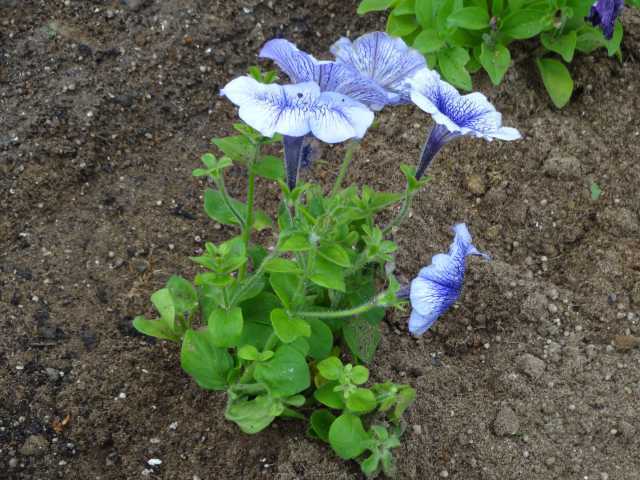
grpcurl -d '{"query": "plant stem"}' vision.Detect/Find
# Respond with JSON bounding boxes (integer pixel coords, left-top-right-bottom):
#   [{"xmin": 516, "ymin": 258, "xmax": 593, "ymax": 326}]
[
  {"xmin": 330, "ymin": 141, "xmax": 358, "ymax": 196},
  {"xmin": 215, "ymin": 176, "xmax": 245, "ymax": 227},
  {"xmin": 229, "ymin": 250, "xmax": 279, "ymax": 306},
  {"xmin": 238, "ymin": 145, "xmax": 261, "ymax": 280},
  {"xmin": 382, "ymin": 188, "xmax": 414, "ymax": 236},
  {"xmin": 293, "ymin": 297, "xmax": 382, "ymax": 319}
]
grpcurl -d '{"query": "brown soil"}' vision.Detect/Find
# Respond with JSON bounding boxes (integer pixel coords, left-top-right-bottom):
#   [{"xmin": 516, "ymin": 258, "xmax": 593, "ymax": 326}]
[{"xmin": 2, "ymin": 1, "xmax": 640, "ymax": 479}]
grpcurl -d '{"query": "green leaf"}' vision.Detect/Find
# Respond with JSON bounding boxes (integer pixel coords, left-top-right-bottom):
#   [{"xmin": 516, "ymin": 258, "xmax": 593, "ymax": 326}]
[
  {"xmin": 208, "ymin": 307, "xmax": 243, "ymax": 348},
  {"xmin": 500, "ymin": 10, "xmax": 544, "ymax": 39},
  {"xmin": 211, "ymin": 135, "xmax": 253, "ymax": 164},
  {"xmin": 357, "ymin": 0, "xmax": 397, "ymax": 14},
  {"xmin": 413, "ymin": 29, "xmax": 445, "ymax": 53},
  {"xmin": 436, "ymin": 0, "xmax": 463, "ymax": 32},
  {"xmin": 314, "ymin": 382, "xmax": 346, "ymax": 409},
  {"xmin": 309, "ymin": 409, "xmax": 336, "ymax": 442},
  {"xmin": 317, "ymin": 356, "xmax": 344, "ymax": 381},
  {"xmin": 225, "ymin": 394, "xmax": 280, "ymax": 434},
  {"xmin": 204, "ymin": 189, "xmax": 272, "ymax": 230},
  {"xmin": 392, "ymin": 0, "xmax": 415, "ymax": 15},
  {"xmin": 270, "ymin": 308, "xmax": 311, "ymax": 343},
  {"xmin": 346, "ymin": 388, "xmax": 377, "ymax": 413},
  {"xmin": 415, "ymin": 0, "xmax": 436, "ymax": 27},
  {"xmin": 590, "ymin": 181, "xmax": 602, "ymax": 201},
  {"xmin": 391, "ymin": 386, "xmax": 417, "ymax": 421},
  {"xmin": 167, "ymin": 276, "xmax": 198, "ymax": 316},
  {"xmin": 536, "ymin": 57, "xmax": 573, "ymax": 108},
  {"xmin": 343, "ymin": 316, "xmax": 382, "ymax": 363},
  {"xmin": 351, "ymin": 365, "xmax": 370, "ymax": 385},
  {"xmin": 132, "ymin": 316, "xmax": 180, "ymax": 342},
  {"xmin": 328, "ymin": 413, "xmax": 372, "ymax": 460},
  {"xmin": 278, "ymin": 232, "xmax": 312, "ymax": 252},
  {"xmin": 361, "ymin": 451, "xmax": 381, "ymax": 477},
  {"xmin": 263, "ymin": 258, "xmax": 303, "ymax": 274},
  {"xmin": 254, "ymin": 345, "xmax": 311, "ymax": 398},
  {"xmin": 252, "ymin": 155, "xmax": 284, "ymax": 181},
  {"xmin": 386, "ymin": 14, "xmax": 419, "ymax": 37},
  {"xmin": 479, "ymin": 43, "xmax": 511, "ymax": 85},
  {"xmin": 180, "ymin": 329, "xmax": 233, "ymax": 390},
  {"xmin": 151, "ymin": 288, "xmax": 175, "ymax": 327},
  {"xmin": 238, "ymin": 344, "xmax": 259, "ymax": 361},
  {"xmin": 318, "ymin": 243, "xmax": 352, "ymax": 268},
  {"xmin": 540, "ymin": 31, "xmax": 577, "ymax": 63},
  {"xmin": 492, "ymin": 0, "xmax": 504, "ymax": 15},
  {"xmin": 309, "ymin": 256, "xmax": 346, "ymax": 292},
  {"xmin": 447, "ymin": 7, "xmax": 490, "ymax": 30},
  {"xmin": 437, "ymin": 47, "xmax": 472, "ymax": 90},
  {"xmin": 605, "ymin": 20, "xmax": 623, "ymax": 56},
  {"xmin": 269, "ymin": 272, "xmax": 300, "ymax": 310},
  {"xmin": 575, "ymin": 26, "xmax": 606, "ymax": 53},
  {"xmin": 308, "ymin": 318, "xmax": 334, "ymax": 360}
]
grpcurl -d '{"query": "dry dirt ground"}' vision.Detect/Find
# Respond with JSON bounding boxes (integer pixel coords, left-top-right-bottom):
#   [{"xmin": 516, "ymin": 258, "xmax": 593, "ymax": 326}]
[{"xmin": 1, "ymin": 1, "xmax": 640, "ymax": 479}]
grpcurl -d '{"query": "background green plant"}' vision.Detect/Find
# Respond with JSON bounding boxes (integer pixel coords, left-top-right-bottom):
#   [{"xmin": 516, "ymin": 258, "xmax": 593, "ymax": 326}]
[
  {"xmin": 358, "ymin": 0, "xmax": 638, "ymax": 107},
  {"xmin": 134, "ymin": 121, "xmax": 423, "ymax": 477}
]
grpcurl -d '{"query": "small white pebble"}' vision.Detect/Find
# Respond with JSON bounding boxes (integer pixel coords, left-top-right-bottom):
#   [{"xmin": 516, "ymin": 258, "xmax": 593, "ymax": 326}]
[
  {"xmin": 118, "ymin": 392, "xmax": 126, "ymax": 399},
  {"xmin": 169, "ymin": 421, "xmax": 178, "ymax": 430},
  {"xmin": 147, "ymin": 458, "xmax": 162, "ymax": 466},
  {"xmin": 439, "ymin": 470, "xmax": 449, "ymax": 478}
]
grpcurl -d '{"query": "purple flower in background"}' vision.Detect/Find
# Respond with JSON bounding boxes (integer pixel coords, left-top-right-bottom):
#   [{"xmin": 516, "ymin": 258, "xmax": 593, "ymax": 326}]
[
  {"xmin": 221, "ymin": 76, "xmax": 373, "ymax": 189},
  {"xmin": 586, "ymin": 0, "xmax": 624, "ymax": 39},
  {"xmin": 407, "ymin": 224, "xmax": 489, "ymax": 336},
  {"xmin": 331, "ymin": 31, "xmax": 426, "ymax": 104},
  {"xmin": 260, "ymin": 39, "xmax": 390, "ymax": 110},
  {"xmin": 409, "ymin": 69, "xmax": 521, "ymax": 179}
]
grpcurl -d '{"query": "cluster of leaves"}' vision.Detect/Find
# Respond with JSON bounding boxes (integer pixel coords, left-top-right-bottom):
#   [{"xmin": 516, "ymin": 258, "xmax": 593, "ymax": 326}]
[
  {"xmin": 134, "ymin": 124, "xmax": 417, "ymax": 477},
  {"xmin": 358, "ymin": 0, "xmax": 637, "ymax": 107}
]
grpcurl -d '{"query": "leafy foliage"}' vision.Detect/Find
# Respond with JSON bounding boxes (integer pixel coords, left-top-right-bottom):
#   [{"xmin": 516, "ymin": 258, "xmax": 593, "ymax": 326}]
[
  {"xmin": 133, "ymin": 122, "xmax": 416, "ymax": 478},
  {"xmin": 358, "ymin": 0, "xmax": 632, "ymax": 107}
]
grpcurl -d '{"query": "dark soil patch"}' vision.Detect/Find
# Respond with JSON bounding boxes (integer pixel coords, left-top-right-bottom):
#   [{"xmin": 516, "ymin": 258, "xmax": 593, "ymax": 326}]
[{"xmin": 1, "ymin": 1, "xmax": 639, "ymax": 479}]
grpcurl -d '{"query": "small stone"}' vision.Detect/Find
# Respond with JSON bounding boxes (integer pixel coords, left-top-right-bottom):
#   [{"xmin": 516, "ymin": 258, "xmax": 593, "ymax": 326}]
[
  {"xmin": 612, "ymin": 335, "xmax": 640, "ymax": 352},
  {"xmin": 542, "ymin": 155, "xmax": 582, "ymax": 180},
  {"xmin": 412, "ymin": 424, "xmax": 422, "ymax": 435},
  {"xmin": 439, "ymin": 470, "xmax": 449, "ymax": 478},
  {"xmin": 9, "ymin": 458, "xmax": 18, "ymax": 468},
  {"xmin": 122, "ymin": 0, "xmax": 147, "ymax": 11},
  {"xmin": 493, "ymin": 406, "xmax": 519, "ymax": 436},
  {"xmin": 465, "ymin": 174, "xmax": 487, "ymax": 195},
  {"xmin": 631, "ymin": 282, "xmax": 640, "ymax": 305},
  {"xmin": 20, "ymin": 435, "xmax": 49, "ymax": 456},
  {"xmin": 517, "ymin": 353, "xmax": 546, "ymax": 379},
  {"xmin": 131, "ymin": 258, "xmax": 149, "ymax": 273},
  {"xmin": 147, "ymin": 458, "xmax": 162, "ymax": 466},
  {"xmin": 45, "ymin": 367, "xmax": 60, "ymax": 382},
  {"xmin": 618, "ymin": 420, "xmax": 636, "ymax": 439},
  {"xmin": 168, "ymin": 421, "xmax": 178, "ymax": 430},
  {"xmin": 105, "ymin": 9, "xmax": 115, "ymax": 18}
]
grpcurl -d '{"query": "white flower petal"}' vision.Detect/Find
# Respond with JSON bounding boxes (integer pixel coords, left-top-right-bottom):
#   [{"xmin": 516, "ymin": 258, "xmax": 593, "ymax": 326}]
[{"xmin": 309, "ymin": 92, "xmax": 374, "ymax": 143}]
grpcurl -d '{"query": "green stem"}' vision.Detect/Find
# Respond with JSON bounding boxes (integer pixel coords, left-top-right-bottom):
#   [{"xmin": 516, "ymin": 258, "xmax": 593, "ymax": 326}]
[
  {"xmin": 238, "ymin": 145, "xmax": 261, "ymax": 280},
  {"xmin": 229, "ymin": 250, "xmax": 279, "ymax": 306},
  {"xmin": 293, "ymin": 297, "xmax": 383, "ymax": 319},
  {"xmin": 383, "ymin": 188, "xmax": 414, "ymax": 236},
  {"xmin": 330, "ymin": 141, "xmax": 358, "ymax": 196},
  {"xmin": 215, "ymin": 176, "xmax": 245, "ymax": 228},
  {"xmin": 230, "ymin": 382, "xmax": 266, "ymax": 396}
]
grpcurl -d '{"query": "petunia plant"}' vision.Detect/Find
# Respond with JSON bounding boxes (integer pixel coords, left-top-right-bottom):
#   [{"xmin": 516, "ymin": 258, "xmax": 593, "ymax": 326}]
[
  {"xmin": 133, "ymin": 32, "xmax": 517, "ymax": 477},
  {"xmin": 357, "ymin": 0, "xmax": 639, "ymax": 108}
]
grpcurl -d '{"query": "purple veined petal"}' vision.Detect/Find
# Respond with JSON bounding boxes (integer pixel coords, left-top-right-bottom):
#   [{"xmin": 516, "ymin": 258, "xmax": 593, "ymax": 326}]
[
  {"xmin": 410, "ymin": 69, "xmax": 521, "ymax": 141},
  {"xmin": 221, "ymin": 76, "xmax": 320, "ymax": 138},
  {"xmin": 308, "ymin": 92, "xmax": 374, "ymax": 143},
  {"xmin": 586, "ymin": 0, "xmax": 624, "ymax": 39},
  {"xmin": 316, "ymin": 62, "xmax": 392, "ymax": 110},
  {"xmin": 407, "ymin": 223, "xmax": 489, "ymax": 335},
  {"xmin": 259, "ymin": 39, "xmax": 318, "ymax": 83},
  {"xmin": 408, "ymin": 309, "xmax": 440, "ymax": 336},
  {"xmin": 331, "ymin": 32, "xmax": 427, "ymax": 103}
]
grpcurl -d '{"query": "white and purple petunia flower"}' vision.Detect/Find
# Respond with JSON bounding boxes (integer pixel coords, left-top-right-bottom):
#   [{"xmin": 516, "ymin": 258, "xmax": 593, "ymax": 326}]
[
  {"xmin": 409, "ymin": 69, "xmax": 521, "ymax": 179},
  {"xmin": 260, "ymin": 39, "xmax": 391, "ymax": 110},
  {"xmin": 331, "ymin": 31, "xmax": 427, "ymax": 105},
  {"xmin": 586, "ymin": 0, "xmax": 624, "ymax": 40},
  {"xmin": 407, "ymin": 223, "xmax": 489, "ymax": 336}
]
